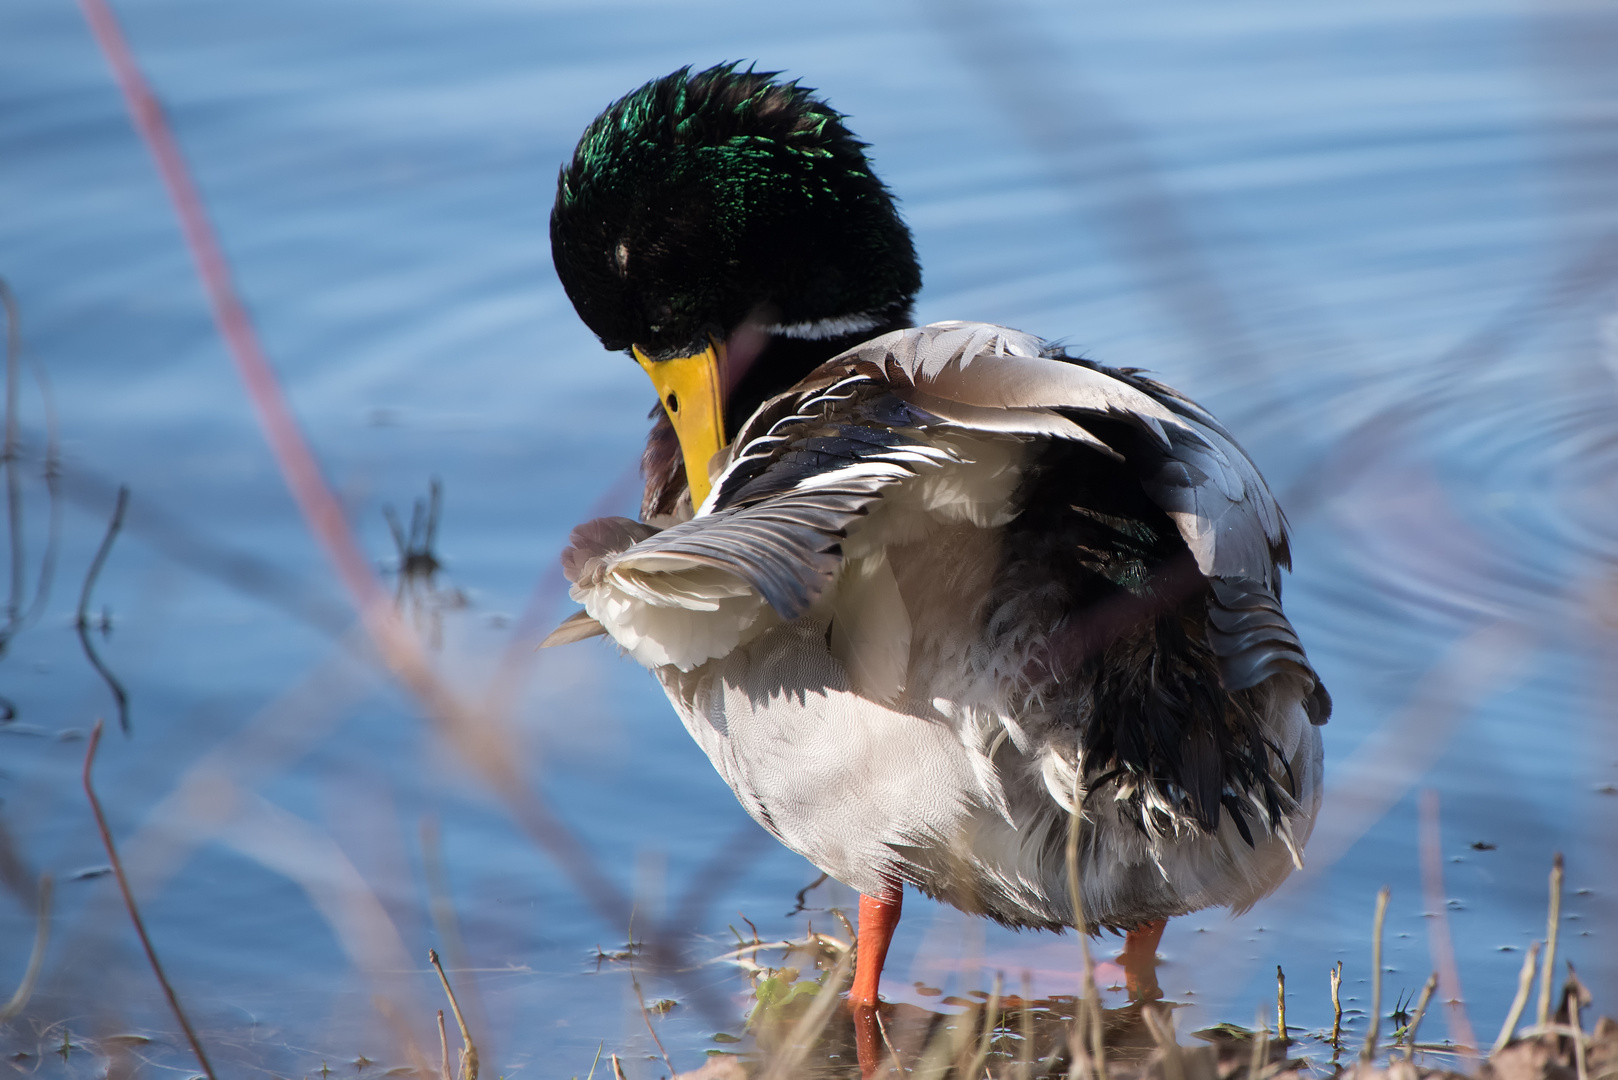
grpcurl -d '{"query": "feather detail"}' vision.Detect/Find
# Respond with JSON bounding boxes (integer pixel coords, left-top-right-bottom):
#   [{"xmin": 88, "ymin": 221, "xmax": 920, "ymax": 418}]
[
  {"xmin": 539, "ymin": 609, "xmax": 609, "ymax": 648},
  {"xmin": 828, "ymin": 551, "xmax": 912, "ymax": 703}
]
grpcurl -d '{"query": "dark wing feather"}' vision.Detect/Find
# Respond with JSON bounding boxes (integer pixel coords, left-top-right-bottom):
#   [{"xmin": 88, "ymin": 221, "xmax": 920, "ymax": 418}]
[
  {"xmin": 594, "ymin": 377, "xmax": 957, "ymax": 620},
  {"xmin": 1096, "ymin": 367, "xmax": 1327, "ymax": 719},
  {"xmin": 826, "ymin": 323, "xmax": 1327, "ymax": 717}
]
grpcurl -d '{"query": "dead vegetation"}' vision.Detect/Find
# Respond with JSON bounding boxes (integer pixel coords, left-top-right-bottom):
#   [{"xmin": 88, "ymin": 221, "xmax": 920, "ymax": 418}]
[{"xmin": 616, "ymin": 855, "xmax": 1609, "ymax": 1080}]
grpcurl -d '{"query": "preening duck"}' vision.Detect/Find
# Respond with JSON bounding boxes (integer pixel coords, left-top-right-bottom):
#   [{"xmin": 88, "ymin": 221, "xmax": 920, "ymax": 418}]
[{"xmin": 545, "ymin": 63, "xmax": 1329, "ymax": 1034}]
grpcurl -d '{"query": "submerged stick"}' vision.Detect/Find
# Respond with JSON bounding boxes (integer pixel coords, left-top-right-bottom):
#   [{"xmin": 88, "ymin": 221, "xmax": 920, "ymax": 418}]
[
  {"xmin": 1492, "ymin": 941, "xmax": 1541, "ymax": 1052},
  {"xmin": 75, "ymin": 488, "xmax": 130, "ymax": 734},
  {"xmin": 84, "ymin": 720, "xmax": 216, "ymax": 1080},
  {"xmin": 0, "ymin": 279, "xmax": 24, "ymax": 646},
  {"xmin": 429, "ymin": 948, "xmax": 479, "ymax": 1080},
  {"xmin": 1404, "ymin": 972, "xmax": 1438, "ymax": 1060},
  {"xmin": 1361, "ymin": 887, "xmax": 1390, "ymax": 1064},
  {"xmin": 1535, "ymin": 854, "xmax": 1564, "ymax": 1031}
]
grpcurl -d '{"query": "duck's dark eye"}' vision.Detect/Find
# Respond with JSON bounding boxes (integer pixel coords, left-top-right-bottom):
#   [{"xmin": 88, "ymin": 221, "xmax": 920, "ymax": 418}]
[{"xmin": 666, "ymin": 392, "xmax": 679, "ymax": 413}]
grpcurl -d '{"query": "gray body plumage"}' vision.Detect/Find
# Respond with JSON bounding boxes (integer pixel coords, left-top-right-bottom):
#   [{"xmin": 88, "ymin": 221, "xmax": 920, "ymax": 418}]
[{"xmin": 555, "ymin": 322, "xmax": 1326, "ymax": 932}]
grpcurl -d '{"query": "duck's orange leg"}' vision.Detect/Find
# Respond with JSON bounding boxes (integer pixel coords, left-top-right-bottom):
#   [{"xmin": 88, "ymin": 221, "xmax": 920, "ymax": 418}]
[
  {"xmin": 850, "ymin": 883, "xmax": 903, "ymax": 1077},
  {"xmin": 1120, "ymin": 918, "xmax": 1166, "ymax": 1001}
]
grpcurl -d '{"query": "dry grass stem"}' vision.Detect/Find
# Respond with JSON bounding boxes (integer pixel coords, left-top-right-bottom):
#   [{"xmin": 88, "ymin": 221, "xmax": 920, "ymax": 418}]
[
  {"xmin": 0, "ymin": 872, "xmax": 51, "ymax": 1020},
  {"xmin": 1019, "ymin": 971, "xmax": 1036, "ymax": 1079},
  {"xmin": 632, "ymin": 975, "xmax": 676, "ymax": 1078},
  {"xmin": 758, "ymin": 942, "xmax": 853, "ymax": 1080},
  {"xmin": 1536, "ymin": 854, "xmax": 1564, "ymax": 1030},
  {"xmin": 1403, "ymin": 972, "xmax": 1438, "ymax": 1059},
  {"xmin": 832, "ymin": 907, "xmax": 857, "ymax": 947},
  {"xmin": 611, "ymin": 1051, "xmax": 628, "ymax": 1080},
  {"xmin": 913, "ymin": 997, "xmax": 977, "ymax": 1080},
  {"xmin": 429, "ymin": 947, "xmax": 479, "ymax": 1080},
  {"xmin": 437, "ymin": 1009, "xmax": 451, "ymax": 1080},
  {"xmin": 1276, "ymin": 966, "xmax": 1288, "ymax": 1046},
  {"xmin": 1250, "ymin": 1006, "xmax": 1270, "ymax": 1080},
  {"xmin": 83, "ymin": 719, "xmax": 217, "ymax": 1080},
  {"xmin": 1568, "ymin": 966, "xmax": 1588, "ymax": 1080},
  {"xmin": 1494, "ymin": 941, "xmax": 1541, "ymax": 1052},
  {"xmin": 1362, "ymin": 886, "xmax": 1390, "ymax": 1064},
  {"xmin": 1143, "ymin": 1005, "xmax": 1184, "ymax": 1080},
  {"xmin": 966, "ymin": 972, "xmax": 1003, "ymax": 1080},
  {"xmin": 1330, "ymin": 961, "xmax": 1344, "ymax": 1052}
]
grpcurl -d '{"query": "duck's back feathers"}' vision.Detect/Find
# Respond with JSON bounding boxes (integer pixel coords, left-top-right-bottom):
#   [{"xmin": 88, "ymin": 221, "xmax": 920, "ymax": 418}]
[{"xmin": 555, "ymin": 322, "xmax": 1327, "ymax": 928}]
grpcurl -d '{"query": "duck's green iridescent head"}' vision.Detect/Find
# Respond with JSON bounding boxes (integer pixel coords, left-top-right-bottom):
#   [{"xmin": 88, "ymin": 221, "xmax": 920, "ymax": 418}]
[
  {"xmin": 552, "ymin": 63, "xmax": 919, "ymax": 359},
  {"xmin": 551, "ymin": 65, "xmax": 921, "ymax": 506}
]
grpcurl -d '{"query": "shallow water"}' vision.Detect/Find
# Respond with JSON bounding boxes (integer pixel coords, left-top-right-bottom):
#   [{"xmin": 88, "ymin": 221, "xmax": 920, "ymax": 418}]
[{"xmin": 1, "ymin": 0, "xmax": 1616, "ymax": 1074}]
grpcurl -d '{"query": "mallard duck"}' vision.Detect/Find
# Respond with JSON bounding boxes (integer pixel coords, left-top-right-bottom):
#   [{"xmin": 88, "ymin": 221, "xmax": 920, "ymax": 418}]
[{"xmin": 545, "ymin": 64, "xmax": 1329, "ymax": 1022}]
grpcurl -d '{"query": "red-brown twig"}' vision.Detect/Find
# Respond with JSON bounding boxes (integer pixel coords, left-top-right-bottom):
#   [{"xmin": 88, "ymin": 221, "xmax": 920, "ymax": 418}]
[
  {"xmin": 1417, "ymin": 790, "xmax": 1479, "ymax": 1062},
  {"xmin": 631, "ymin": 976, "xmax": 676, "ymax": 1078},
  {"xmin": 83, "ymin": 719, "xmax": 217, "ymax": 1080},
  {"xmin": 72, "ymin": 0, "xmax": 744, "ymax": 1028}
]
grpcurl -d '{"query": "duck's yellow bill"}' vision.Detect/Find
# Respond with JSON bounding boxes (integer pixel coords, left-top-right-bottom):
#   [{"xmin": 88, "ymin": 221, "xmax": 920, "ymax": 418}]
[{"xmin": 633, "ymin": 339, "xmax": 727, "ymax": 509}]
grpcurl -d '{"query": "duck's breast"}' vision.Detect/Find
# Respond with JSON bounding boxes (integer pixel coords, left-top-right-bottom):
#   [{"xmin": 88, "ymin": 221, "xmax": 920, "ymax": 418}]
[{"xmin": 657, "ymin": 619, "xmax": 983, "ymax": 900}]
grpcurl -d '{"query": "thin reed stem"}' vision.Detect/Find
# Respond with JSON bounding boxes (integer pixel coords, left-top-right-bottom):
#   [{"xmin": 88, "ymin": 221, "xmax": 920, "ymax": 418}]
[
  {"xmin": 83, "ymin": 720, "xmax": 217, "ymax": 1080},
  {"xmin": 1142, "ymin": 1005, "xmax": 1183, "ymax": 1080},
  {"xmin": 758, "ymin": 945, "xmax": 853, "ymax": 1080},
  {"xmin": 1536, "ymin": 854, "xmax": 1563, "ymax": 1030},
  {"xmin": 1250, "ymin": 1005, "xmax": 1269, "ymax": 1080},
  {"xmin": 1329, "ymin": 961, "xmax": 1343, "ymax": 1054},
  {"xmin": 429, "ymin": 948, "xmax": 479, "ymax": 1080},
  {"xmin": 631, "ymin": 975, "xmax": 675, "ymax": 1079},
  {"xmin": 1404, "ymin": 971, "xmax": 1438, "ymax": 1060},
  {"xmin": 1493, "ymin": 941, "xmax": 1540, "ymax": 1052},
  {"xmin": 1361, "ymin": 887, "xmax": 1390, "ymax": 1064},
  {"xmin": 1275, "ymin": 965, "xmax": 1287, "ymax": 1046},
  {"xmin": 437, "ymin": 1010, "xmax": 451, "ymax": 1080},
  {"xmin": 0, "ymin": 873, "xmax": 51, "ymax": 1020},
  {"xmin": 966, "ymin": 972, "xmax": 1002, "ymax": 1080},
  {"xmin": 1019, "ymin": 971, "xmax": 1035, "ymax": 1079},
  {"xmin": 1567, "ymin": 965, "xmax": 1587, "ymax": 1080}
]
